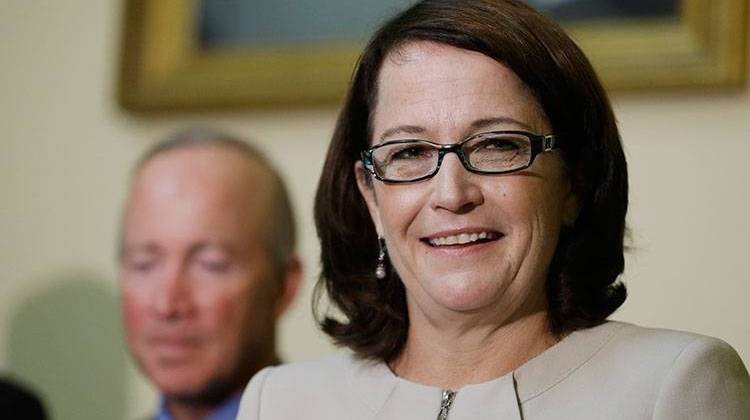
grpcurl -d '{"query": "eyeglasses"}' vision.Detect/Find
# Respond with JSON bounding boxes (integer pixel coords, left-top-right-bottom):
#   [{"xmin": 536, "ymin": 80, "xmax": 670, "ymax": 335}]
[{"xmin": 361, "ymin": 130, "xmax": 559, "ymax": 183}]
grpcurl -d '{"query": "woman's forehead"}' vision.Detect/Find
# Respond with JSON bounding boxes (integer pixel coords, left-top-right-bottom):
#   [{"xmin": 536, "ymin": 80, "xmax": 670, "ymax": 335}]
[{"xmin": 372, "ymin": 41, "xmax": 549, "ymax": 141}]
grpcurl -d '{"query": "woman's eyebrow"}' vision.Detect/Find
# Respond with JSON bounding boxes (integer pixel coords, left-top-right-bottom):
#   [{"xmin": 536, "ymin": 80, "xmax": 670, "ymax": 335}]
[
  {"xmin": 379, "ymin": 117, "xmax": 533, "ymax": 142},
  {"xmin": 379, "ymin": 125, "xmax": 426, "ymax": 141},
  {"xmin": 469, "ymin": 116, "xmax": 533, "ymax": 132}
]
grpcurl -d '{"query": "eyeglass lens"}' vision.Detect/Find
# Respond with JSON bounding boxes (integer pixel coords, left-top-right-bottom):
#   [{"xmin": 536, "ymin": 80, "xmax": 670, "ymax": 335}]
[{"xmin": 371, "ymin": 133, "xmax": 532, "ymax": 181}]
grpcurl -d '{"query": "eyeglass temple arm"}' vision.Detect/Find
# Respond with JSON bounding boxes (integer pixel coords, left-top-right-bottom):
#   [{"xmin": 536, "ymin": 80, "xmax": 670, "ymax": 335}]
[{"xmin": 542, "ymin": 134, "xmax": 558, "ymax": 151}]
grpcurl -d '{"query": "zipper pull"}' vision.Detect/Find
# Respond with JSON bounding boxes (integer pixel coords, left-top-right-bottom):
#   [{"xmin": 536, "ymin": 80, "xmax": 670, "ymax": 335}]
[{"xmin": 436, "ymin": 389, "xmax": 456, "ymax": 420}]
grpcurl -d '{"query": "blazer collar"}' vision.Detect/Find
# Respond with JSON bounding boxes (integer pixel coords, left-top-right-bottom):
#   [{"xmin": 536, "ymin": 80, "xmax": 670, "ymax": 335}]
[
  {"xmin": 346, "ymin": 321, "xmax": 627, "ymax": 417},
  {"xmin": 513, "ymin": 321, "xmax": 628, "ymax": 403}
]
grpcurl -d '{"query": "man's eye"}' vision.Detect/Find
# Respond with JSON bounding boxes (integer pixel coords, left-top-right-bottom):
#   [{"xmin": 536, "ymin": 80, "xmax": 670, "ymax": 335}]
[
  {"xmin": 199, "ymin": 259, "xmax": 230, "ymax": 273},
  {"xmin": 126, "ymin": 258, "xmax": 157, "ymax": 273}
]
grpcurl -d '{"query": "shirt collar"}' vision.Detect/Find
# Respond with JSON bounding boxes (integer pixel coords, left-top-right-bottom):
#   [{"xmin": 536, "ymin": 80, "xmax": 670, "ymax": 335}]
[{"xmin": 156, "ymin": 393, "xmax": 242, "ymax": 420}]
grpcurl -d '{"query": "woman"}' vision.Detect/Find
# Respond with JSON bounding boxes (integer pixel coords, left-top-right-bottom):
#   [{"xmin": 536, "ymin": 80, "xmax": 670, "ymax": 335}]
[{"xmin": 239, "ymin": 0, "xmax": 750, "ymax": 418}]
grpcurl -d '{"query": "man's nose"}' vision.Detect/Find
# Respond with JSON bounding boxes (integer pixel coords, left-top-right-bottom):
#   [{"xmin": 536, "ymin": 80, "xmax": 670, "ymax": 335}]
[
  {"xmin": 429, "ymin": 153, "xmax": 484, "ymax": 213},
  {"xmin": 151, "ymin": 264, "xmax": 194, "ymax": 320}
]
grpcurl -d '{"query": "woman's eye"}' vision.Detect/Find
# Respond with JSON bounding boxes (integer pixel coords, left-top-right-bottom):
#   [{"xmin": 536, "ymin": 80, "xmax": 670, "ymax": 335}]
[
  {"xmin": 481, "ymin": 138, "xmax": 519, "ymax": 151},
  {"xmin": 391, "ymin": 145, "xmax": 432, "ymax": 160}
]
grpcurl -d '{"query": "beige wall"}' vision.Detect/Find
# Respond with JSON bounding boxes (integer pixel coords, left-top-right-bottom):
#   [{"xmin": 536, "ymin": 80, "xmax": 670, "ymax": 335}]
[{"xmin": 1, "ymin": 1, "xmax": 747, "ymax": 419}]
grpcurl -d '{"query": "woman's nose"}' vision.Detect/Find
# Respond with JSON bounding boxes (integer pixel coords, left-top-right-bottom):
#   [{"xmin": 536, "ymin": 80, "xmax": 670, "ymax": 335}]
[{"xmin": 429, "ymin": 153, "xmax": 484, "ymax": 213}]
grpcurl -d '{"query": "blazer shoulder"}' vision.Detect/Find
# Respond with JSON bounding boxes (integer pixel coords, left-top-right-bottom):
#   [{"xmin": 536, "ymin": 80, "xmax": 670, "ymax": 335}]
[
  {"xmin": 594, "ymin": 322, "xmax": 741, "ymax": 367},
  {"xmin": 237, "ymin": 353, "xmax": 371, "ymax": 419},
  {"xmin": 605, "ymin": 323, "xmax": 750, "ymax": 418},
  {"xmin": 261, "ymin": 352, "xmax": 354, "ymax": 386},
  {"xmin": 516, "ymin": 322, "xmax": 724, "ymax": 404},
  {"xmin": 652, "ymin": 333, "xmax": 750, "ymax": 419},
  {"xmin": 610, "ymin": 321, "xmax": 712, "ymax": 351}
]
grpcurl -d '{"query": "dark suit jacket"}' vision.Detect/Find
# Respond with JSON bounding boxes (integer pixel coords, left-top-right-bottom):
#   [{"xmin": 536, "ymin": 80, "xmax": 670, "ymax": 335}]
[{"xmin": 0, "ymin": 378, "xmax": 46, "ymax": 420}]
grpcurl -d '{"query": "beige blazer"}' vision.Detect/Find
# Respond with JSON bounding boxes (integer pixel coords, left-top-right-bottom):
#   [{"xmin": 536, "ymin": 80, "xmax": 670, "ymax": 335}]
[{"xmin": 237, "ymin": 322, "xmax": 750, "ymax": 419}]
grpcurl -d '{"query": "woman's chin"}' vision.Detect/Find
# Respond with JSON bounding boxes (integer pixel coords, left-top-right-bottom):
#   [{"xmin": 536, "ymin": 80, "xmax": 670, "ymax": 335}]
[{"xmin": 419, "ymin": 273, "xmax": 509, "ymax": 314}]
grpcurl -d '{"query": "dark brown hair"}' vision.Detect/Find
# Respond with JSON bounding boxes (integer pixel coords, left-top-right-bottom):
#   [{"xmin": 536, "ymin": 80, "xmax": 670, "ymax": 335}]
[{"xmin": 314, "ymin": 0, "xmax": 627, "ymax": 361}]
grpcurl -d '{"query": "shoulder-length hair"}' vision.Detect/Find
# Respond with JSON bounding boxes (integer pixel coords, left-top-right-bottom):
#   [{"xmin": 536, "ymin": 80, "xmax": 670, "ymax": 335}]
[{"xmin": 314, "ymin": 0, "xmax": 627, "ymax": 362}]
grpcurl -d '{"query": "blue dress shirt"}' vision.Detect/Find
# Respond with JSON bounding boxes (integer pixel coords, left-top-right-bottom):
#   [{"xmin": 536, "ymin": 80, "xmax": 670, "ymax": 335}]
[{"xmin": 156, "ymin": 393, "xmax": 241, "ymax": 420}]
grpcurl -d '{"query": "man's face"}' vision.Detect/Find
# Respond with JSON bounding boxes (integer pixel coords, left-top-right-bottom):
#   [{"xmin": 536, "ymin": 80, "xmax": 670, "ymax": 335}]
[{"xmin": 119, "ymin": 146, "xmax": 292, "ymax": 401}]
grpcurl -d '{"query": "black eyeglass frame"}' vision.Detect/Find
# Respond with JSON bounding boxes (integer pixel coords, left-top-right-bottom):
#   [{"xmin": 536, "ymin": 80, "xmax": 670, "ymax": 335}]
[{"xmin": 361, "ymin": 130, "xmax": 560, "ymax": 183}]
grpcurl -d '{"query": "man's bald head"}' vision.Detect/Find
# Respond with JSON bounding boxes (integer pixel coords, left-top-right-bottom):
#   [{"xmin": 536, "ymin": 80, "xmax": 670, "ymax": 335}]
[{"xmin": 128, "ymin": 127, "xmax": 296, "ymax": 269}]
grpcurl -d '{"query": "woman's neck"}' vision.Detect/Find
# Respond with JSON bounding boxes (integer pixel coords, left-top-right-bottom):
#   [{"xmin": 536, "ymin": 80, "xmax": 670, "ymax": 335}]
[{"xmin": 390, "ymin": 308, "xmax": 558, "ymax": 390}]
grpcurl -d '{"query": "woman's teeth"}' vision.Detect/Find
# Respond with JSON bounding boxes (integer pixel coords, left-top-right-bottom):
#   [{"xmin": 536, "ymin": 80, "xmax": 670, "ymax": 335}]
[{"xmin": 427, "ymin": 231, "xmax": 497, "ymax": 246}]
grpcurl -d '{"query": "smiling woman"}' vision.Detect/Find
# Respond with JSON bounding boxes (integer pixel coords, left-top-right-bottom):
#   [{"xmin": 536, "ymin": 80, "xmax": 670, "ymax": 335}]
[
  {"xmin": 236, "ymin": 1, "xmax": 750, "ymax": 419},
  {"xmin": 355, "ymin": 42, "xmax": 576, "ymax": 332}
]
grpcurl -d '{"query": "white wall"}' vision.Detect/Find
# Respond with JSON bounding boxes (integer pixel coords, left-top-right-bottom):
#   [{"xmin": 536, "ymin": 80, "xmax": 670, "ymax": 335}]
[{"xmin": 1, "ymin": 1, "xmax": 747, "ymax": 419}]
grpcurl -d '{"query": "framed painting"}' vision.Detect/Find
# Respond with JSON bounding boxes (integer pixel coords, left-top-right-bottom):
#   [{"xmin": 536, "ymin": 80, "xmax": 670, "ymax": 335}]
[{"xmin": 118, "ymin": 0, "xmax": 747, "ymax": 111}]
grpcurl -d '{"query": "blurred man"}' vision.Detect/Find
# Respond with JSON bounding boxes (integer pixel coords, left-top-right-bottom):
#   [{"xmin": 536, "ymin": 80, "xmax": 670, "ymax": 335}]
[{"xmin": 118, "ymin": 128, "xmax": 301, "ymax": 420}]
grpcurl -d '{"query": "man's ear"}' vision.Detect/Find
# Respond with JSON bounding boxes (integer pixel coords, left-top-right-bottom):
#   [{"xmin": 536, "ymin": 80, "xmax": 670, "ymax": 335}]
[
  {"xmin": 354, "ymin": 160, "xmax": 383, "ymax": 236},
  {"xmin": 274, "ymin": 256, "xmax": 302, "ymax": 319}
]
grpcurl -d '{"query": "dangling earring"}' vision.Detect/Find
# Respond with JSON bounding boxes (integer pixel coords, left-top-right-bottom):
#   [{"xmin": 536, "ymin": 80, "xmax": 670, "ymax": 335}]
[{"xmin": 375, "ymin": 237, "xmax": 387, "ymax": 279}]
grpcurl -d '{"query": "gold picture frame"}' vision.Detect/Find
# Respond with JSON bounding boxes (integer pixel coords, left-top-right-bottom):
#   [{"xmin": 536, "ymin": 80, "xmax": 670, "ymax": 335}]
[{"xmin": 118, "ymin": 0, "xmax": 747, "ymax": 111}]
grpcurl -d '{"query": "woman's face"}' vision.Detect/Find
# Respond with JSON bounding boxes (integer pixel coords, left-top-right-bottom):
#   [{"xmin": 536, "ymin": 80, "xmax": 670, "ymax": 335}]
[{"xmin": 357, "ymin": 41, "xmax": 577, "ymax": 320}]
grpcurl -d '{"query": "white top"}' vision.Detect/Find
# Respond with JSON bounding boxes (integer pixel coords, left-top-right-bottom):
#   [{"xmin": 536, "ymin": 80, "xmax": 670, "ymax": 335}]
[{"xmin": 238, "ymin": 321, "xmax": 750, "ymax": 419}]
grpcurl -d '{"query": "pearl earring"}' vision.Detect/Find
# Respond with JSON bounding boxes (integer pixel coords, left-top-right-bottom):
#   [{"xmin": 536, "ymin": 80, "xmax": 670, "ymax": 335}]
[{"xmin": 375, "ymin": 237, "xmax": 387, "ymax": 279}]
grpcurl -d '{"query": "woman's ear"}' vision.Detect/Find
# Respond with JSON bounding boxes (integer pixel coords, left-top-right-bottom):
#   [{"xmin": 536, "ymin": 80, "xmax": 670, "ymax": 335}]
[
  {"xmin": 561, "ymin": 188, "xmax": 578, "ymax": 227},
  {"xmin": 354, "ymin": 160, "xmax": 383, "ymax": 236}
]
